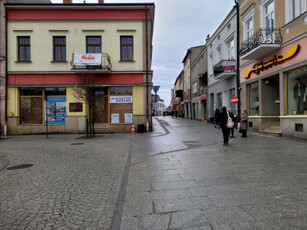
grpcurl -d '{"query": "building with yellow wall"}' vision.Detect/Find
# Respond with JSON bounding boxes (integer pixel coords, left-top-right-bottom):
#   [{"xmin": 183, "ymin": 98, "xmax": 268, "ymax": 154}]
[{"xmin": 5, "ymin": 1, "xmax": 155, "ymax": 134}]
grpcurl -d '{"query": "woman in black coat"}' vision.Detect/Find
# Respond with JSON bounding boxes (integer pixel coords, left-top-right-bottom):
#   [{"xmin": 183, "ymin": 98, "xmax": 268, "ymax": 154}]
[{"xmin": 219, "ymin": 106, "xmax": 229, "ymax": 146}]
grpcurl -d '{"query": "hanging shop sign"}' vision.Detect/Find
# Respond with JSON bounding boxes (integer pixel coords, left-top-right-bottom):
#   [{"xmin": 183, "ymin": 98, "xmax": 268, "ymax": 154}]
[
  {"xmin": 73, "ymin": 53, "xmax": 101, "ymax": 66},
  {"xmin": 200, "ymin": 94, "xmax": 207, "ymax": 100},
  {"xmin": 45, "ymin": 97, "xmax": 66, "ymax": 124},
  {"xmin": 110, "ymin": 96, "xmax": 132, "ymax": 103},
  {"xmin": 244, "ymin": 44, "xmax": 300, "ymax": 79}
]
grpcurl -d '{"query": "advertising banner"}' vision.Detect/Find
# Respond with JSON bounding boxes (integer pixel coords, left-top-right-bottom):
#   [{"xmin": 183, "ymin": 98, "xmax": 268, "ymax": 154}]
[
  {"xmin": 73, "ymin": 53, "xmax": 101, "ymax": 66},
  {"xmin": 110, "ymin": 96, "xmax": 133, "ymax": 104},
  {"xmin": 45, "ymin": 97, "xmax": 66, "ymax": 124}
]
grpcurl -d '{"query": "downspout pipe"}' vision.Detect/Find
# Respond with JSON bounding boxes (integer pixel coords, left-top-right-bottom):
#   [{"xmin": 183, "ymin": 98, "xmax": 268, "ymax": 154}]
[
  {"xmin": 145, "ymin": 5, "xmax": 149, "ymax": 131},
  {"xmin": 5, "ymin": 5, "xmax": 8, "ymax": 133},
  {"xmin": 235, "ymin": 0, "xmax": 241, "ymax": 118}
]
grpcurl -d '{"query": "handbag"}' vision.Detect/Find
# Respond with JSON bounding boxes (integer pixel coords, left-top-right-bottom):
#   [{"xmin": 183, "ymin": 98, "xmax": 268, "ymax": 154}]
[{"xmin": 226, "ymin": 112, "xmax": 234, "ymax": 129}]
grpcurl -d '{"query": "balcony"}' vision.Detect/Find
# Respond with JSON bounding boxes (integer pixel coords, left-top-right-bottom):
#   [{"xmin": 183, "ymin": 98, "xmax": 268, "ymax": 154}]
[
  {"xmin": 213, "ymin": 60, "xmax": 236, "ymax": 80},
  {"xmin": 240, "ymin": 28, "xmax": 283, "ymax": 60},
  {"xmin": 71, "ymin": 53, "xmax": 112, "ymax": 73}
]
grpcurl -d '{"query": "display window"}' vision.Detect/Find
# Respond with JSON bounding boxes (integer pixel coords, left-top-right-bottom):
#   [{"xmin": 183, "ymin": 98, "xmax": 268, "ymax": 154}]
[
  {"xmin": 110, "ymin": 87, "xmax": 133, "ymax": 123},
  {"xmin": 19, "ymin": 87, "xmax": 66, "ymax": 125},
  {"xmin": 286, "ymin": 65, "xmax": 307, "ymax": 115},
  {"xmin": 248, "ymin": 82, "xmax": 259, "ymax": 116}
]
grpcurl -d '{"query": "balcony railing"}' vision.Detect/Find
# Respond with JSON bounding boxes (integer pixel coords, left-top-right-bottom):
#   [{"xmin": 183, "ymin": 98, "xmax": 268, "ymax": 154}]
[
  {"xmin": 71, "ymin": 53, "xmax": 112, "ymax": 72},
  {"xmin": 240, "ymin": 28, "xmax": 283, "ymax": 59},
  {"xmin": 213, "ymin": 59, "xmax": 236, "ymax": 79}
]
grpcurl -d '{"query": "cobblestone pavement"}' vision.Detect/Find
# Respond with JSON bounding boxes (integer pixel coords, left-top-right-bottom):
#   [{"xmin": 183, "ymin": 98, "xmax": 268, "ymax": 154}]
[
  {"xmin": 0, "ymin": 135, "xmax": 130, "ymax": 230},
  {"xmin": 120, "ymin": 116, "xmax": 307, "ymax": 230}
]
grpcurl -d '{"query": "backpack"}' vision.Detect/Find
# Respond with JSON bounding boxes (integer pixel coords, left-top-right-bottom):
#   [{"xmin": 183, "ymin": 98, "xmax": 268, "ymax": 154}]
[{"xmin": 226, "ymin": 112, "xmax": 234, "ymax": 129}]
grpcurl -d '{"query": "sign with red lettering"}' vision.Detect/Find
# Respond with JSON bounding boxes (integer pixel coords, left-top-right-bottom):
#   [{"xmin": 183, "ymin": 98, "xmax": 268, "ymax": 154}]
[
  {"xmin": 73, "ymin": 53, "xmax": 101, "ymax": 66},
  {"xmin": 231, "ymin": 96, "xmax": 238, "ymax": 104}
]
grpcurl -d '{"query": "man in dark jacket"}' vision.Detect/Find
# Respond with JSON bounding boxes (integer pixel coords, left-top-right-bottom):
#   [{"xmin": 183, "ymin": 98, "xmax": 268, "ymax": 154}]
[{"xmin": 219, "ymin": 107, "xmax": 229, "ymax": 146}]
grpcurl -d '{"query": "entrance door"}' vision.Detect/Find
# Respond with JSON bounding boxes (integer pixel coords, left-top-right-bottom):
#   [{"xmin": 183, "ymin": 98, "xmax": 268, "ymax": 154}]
[
  {"xmin": 93, "ymin": 88, "xmax": 108, "ymax": 123},
  {"xmin": 261, "ymin": 75, "xmax": 280, "ymax": 116}
]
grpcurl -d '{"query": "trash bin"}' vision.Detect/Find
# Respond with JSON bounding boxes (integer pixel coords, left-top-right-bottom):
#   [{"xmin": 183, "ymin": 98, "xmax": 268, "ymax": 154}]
[{"xmin": 137, "ymin": 124, "xmax": 145, "ymax": 133}]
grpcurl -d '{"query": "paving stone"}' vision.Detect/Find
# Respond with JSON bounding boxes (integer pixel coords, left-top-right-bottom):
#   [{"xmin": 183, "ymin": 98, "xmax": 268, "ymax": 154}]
[
  {"xmin": 138, "ymin": 214, "xmax": 170, "ymax": 230},
  {"xmin": 169, "ymin": 210, "xmax": 210, "ymax": 229}
]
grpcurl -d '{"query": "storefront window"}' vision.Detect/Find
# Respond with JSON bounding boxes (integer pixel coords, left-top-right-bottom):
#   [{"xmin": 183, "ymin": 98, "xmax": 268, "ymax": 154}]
[
  {"xmin": 110, "ymin": 87, "xmax": 132, "ymax": 95},
  {"xmin": 287, "ymin": 66, "xmax": 307, "ymax": 115},
  {"xmin": 20, "ymin": 88, "xmax": 43, "ymax": 124},
  {"xmin": 248, "ymin": 82, "xmax": 259, "ymax": 115}
]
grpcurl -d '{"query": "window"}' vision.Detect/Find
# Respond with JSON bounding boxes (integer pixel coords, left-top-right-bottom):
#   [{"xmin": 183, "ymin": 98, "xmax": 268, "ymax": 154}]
[
  {"xmin": 20, "ymin": 88, "xmax": 43, "ymax": 124},
  {"xmin": 53, "ymin": 37, "xmax": 66, "ymax": 62},
  {"xmin": 286, "ymin": 65, "xmax": 307, "ymax": 115},
  {"xmin": 18, "ymin": 37, "xmax": 30, "ymax": 62},
  {"xmin": 110, "ymin": 87, "xmax": 133, "ymax": 123},
  {"xmin": 86, "ymin": 36, "xmax": 101, "ymax": 53},
  {"xmin": 248, "ymin": 82, "xmax": 259, "ymax": 115},
  {"xmin": 227, "ymin": 37, "xmax": 235, "ymax": 60},
  {"xmin": 120, "ymin": 36, "xmax": 133, "ymax": 61},
  {"xmin": 245, "ymin": 17, "xmax": 254, "ymax": 42},
  {"xmin": 216, "ymin": 46, "xmax": 222, "ymax": 63},
  {"xmin": 217, "ymin": 92, "xmax": 223, "ymax": 110},
  {"xmin": 19, "ymin": 88, "xmax": 67, "ymax": 125},
  {"xmin": 110, "ymin": 87, "xmax": 132, "ymax": 95},
  {"xmin": 264, "ymin": 1, "xmax": 274, "ymax": 35},
  {"xmin": 286, "ymin": 0, "xmax": 307, "ymax": 23},
  {"xmin": 193, "ymin": 81, "xmax": 198, "ymax": 94}
]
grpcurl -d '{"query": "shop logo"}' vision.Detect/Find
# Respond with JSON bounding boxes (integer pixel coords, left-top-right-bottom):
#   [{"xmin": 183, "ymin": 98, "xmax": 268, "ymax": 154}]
[{"xmin": 244, "ymin": 45, "xmax": 301, "ymax": 79}]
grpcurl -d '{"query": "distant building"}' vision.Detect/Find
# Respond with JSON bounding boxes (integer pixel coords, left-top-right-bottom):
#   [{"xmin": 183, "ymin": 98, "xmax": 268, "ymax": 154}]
[{"xmin": 207, "ymin": 7, "xmax": 238, "ymax": 121}]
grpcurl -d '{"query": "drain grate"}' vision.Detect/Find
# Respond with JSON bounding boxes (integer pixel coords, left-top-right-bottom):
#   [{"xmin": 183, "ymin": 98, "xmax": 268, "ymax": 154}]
[
  {"xmin": 71, "ymin": 143, "xmax": 84, "ymax": 145},
  {"xmin": 7, "ymin": 164, "xmax": 33, "ymax": 170}
]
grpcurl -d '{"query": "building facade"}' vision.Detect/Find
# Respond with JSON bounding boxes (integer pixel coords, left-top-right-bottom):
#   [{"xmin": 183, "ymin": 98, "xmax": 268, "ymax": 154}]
[
  {"xmin": 6, "ymin": 1, "xmax": 155, "ymax": 134},
  {"xmin": 174, "ymin": 70, "xmax": 184, "ymax": 117},
  {"xmin": 190, "ymin": 45, "xmax": 208, "ymax": 121},
  {"xmin": 239, "ymin": 0, "xmax": 307, "ymax": 139},
  {"xmin": 207, "ymin": 7, "xmax": 238, "ymax": 122}
]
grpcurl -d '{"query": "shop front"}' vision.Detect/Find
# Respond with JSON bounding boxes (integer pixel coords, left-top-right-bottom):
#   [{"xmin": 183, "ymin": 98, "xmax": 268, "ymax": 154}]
[{"xmin": 241, "ymin": 38, "xmax": 307, "ymax": 139}]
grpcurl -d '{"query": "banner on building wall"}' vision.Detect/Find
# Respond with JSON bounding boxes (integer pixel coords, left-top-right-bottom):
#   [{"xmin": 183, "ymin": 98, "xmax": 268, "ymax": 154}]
[
  {"xmin": 45, "ymin": 97, "xmax": 66, "ymax": 124},
  {"xmin": 110, "ymin": 96, "xmax": 133, "ymax": 103},
  {"xmin": 73, "ymin": 53, "xmax": 101, "ymax": 66}
]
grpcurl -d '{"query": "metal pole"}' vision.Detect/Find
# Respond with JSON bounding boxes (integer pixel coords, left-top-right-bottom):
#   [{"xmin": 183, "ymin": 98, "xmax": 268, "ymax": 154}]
[
  {"xmin": 235, "ymin": 0, "xmax": 241, "ymax": 119},
  {"xmin": 145, "ymin": 5, "xmax": 149, "ymax": 131}
]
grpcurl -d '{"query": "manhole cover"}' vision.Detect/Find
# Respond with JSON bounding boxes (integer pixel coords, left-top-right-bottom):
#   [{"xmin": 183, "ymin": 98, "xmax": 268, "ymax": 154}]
[
  {"xmin": 7, "ymin": 164, "xmax": 33, "ymax": 170},
  {"xmin": 71, "ymin": 143, "xmax": 84, "ymax": 145}
]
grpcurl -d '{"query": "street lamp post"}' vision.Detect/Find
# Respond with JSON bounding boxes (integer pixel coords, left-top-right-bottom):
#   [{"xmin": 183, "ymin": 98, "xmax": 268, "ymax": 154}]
[{"xmin": 235, "ymin": 0, "xmax": 241, "ymax": 119}]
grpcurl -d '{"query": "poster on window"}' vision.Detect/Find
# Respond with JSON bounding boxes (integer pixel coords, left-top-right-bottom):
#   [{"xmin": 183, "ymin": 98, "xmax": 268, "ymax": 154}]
[
  {"xmin": 125, "ymin": 113, "xmax": 133, "ymax": 123},
  {"xmin": 111, "ymin": 113, "xmax": 119, "ymax": 123},
  {"xmin": 110, "ymin": 96, "xmax": 132, "ymax": 103},
  {"xmin": 45, "ymin": 97, "xmax": 66, "ymax": 124}
]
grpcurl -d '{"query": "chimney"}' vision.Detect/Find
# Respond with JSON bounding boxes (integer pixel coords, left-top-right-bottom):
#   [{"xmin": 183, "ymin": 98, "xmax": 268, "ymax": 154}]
[
  {"xmin": 63, "ymin": 0, "xmax": 72, "ymax": 3},
  {"xmin": 98, "ymin": 0, "xmax": 104, "ymax": 3}
]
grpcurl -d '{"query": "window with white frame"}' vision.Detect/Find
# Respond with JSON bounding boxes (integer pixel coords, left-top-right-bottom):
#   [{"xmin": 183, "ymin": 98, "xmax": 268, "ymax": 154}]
[
  {"xmin": 243, "ymin": 6, "xmax": 254, "ymax": 42},
  {"xmin": 226, "ymin": 37, "xmax": 235, "ymax": 60},
  {"xmin": 193, "ymin": 81, "xmax": 198, "ymax": 94},
  {"xmin": 286, "ymin": 0, "xmax": 307, "ymax": 23},
  {"xmin": 216, "ymin": 46, "xmax": 222, "ymax": 63},
  {"xmin": 264, "ymin": 1, "xmax": 274, "ymax": 34}
]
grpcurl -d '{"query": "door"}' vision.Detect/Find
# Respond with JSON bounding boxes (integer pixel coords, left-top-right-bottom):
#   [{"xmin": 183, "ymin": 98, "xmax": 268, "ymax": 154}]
[{"xmin": 93, "ymin": 88, "xmax": 108, "ymax": 123}]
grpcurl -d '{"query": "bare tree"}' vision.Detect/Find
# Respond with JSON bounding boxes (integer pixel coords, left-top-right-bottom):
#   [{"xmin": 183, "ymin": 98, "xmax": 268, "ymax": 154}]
[{"xmin": 73, "ymin": 73, "xmax": 97, "ymax": 137}]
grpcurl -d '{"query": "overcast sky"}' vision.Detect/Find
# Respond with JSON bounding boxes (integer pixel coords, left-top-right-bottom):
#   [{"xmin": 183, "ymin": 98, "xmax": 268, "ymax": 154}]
[{"xmin": 51, "ymin": 0, "xmax": 235, "ymax": 106}]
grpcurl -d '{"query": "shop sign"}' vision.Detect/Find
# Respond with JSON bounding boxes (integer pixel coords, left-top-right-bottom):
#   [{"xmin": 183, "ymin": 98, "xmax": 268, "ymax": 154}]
[
  {"xmin": 110, "ymin": 96, "xmax": 132, "ymax": 103},
  {"xmin": 244, "ymin": 44, "xmax": 300, "ymax": 79},
  {"xmin": 231, "ymin": 96, "xmax": 239, "ymax": 104},
  {"xmin": 73, "ymin": 53, "xmax": 101, "ymax": 66},
  {"xmin": 125, "ymin": 113, "xmax": 133, "ymax": 123},
  {"xmin": 111, "ymin": 113, "xmax": 119, "ymax": 123},
  {"xmin": 45, "ymin": 97, "xmax": 66, "ymax": 124},
  {"xmin": 69, "ymin": 103, "xmax": 82, "ymax": 112}
]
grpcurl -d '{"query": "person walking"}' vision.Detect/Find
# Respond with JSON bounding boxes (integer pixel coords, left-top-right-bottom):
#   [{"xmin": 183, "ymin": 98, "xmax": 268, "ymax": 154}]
[
  {"xmin": 228, "ymin": 108, "xmax": 235, "ymax": 138},
  {"xmin": 214, "ymin": 108, "xmax": 221, "ymax": 129},
  {"xmin": 219, "ymin": 106, "xmax": 229, "ymax": 146},
  {"xmin": 240, "ymin": 108, "xmax": 248, "ymax": 137}
]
